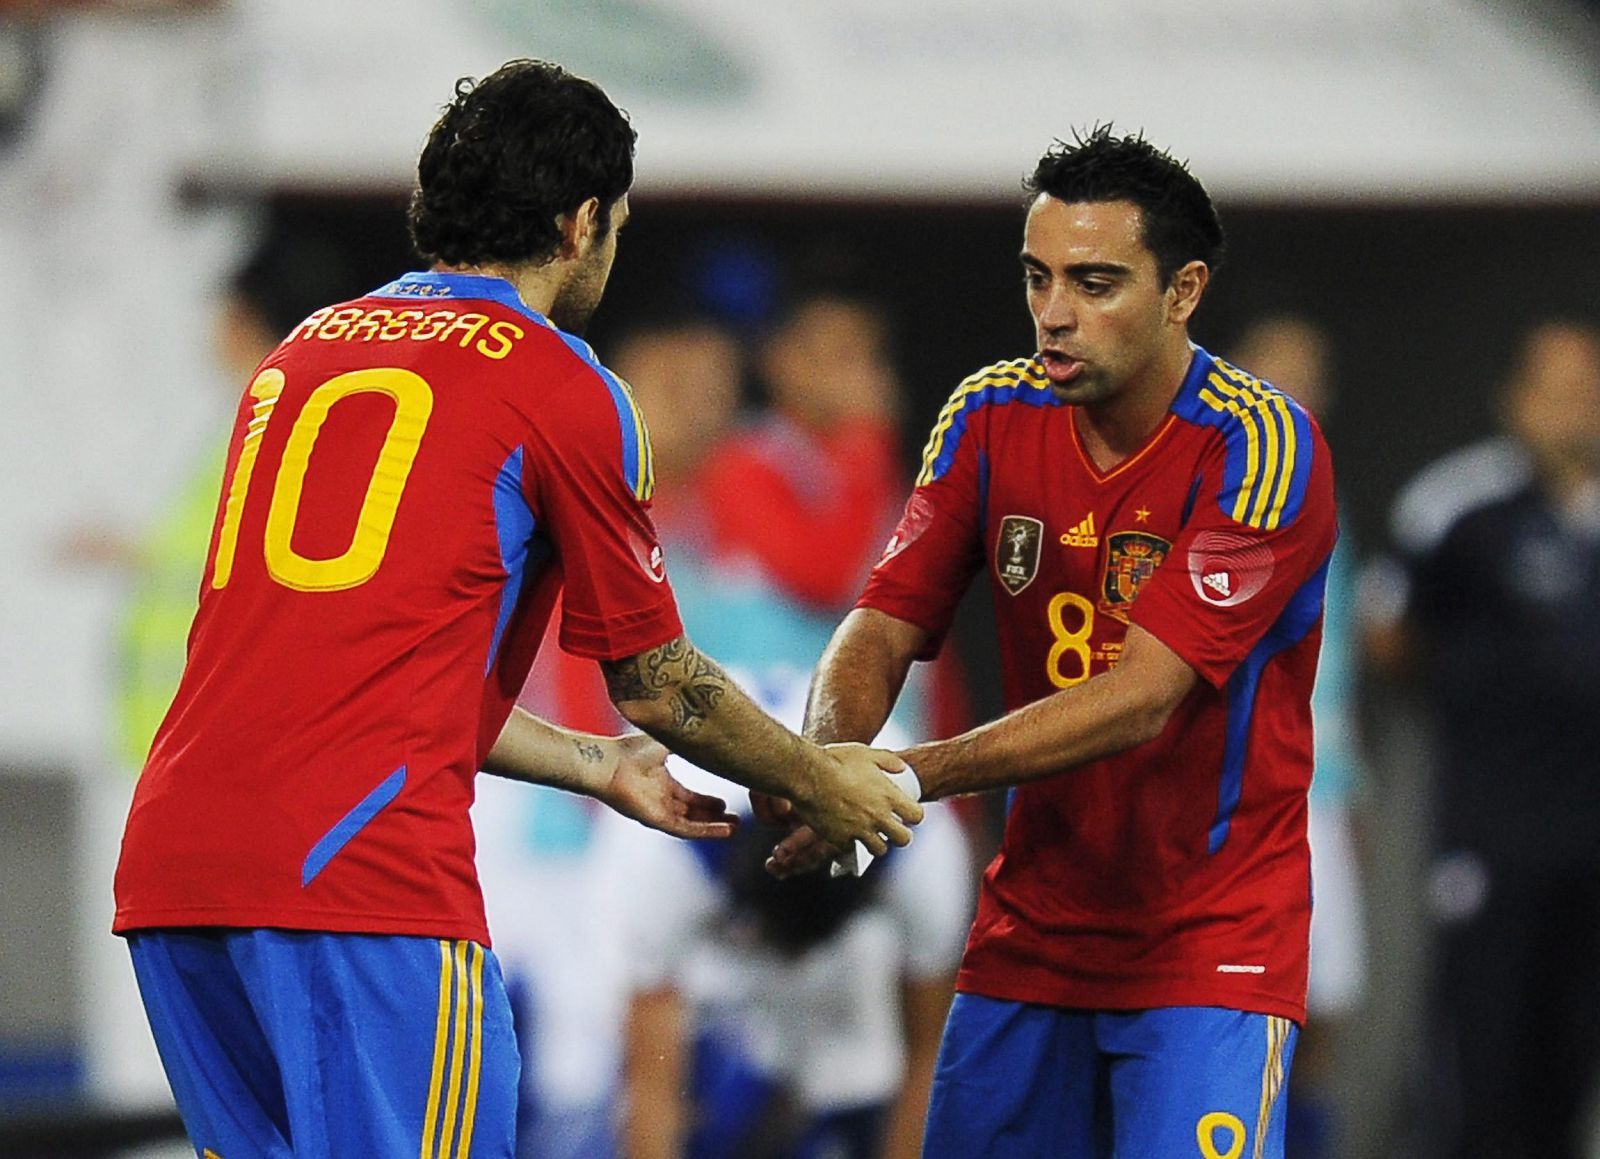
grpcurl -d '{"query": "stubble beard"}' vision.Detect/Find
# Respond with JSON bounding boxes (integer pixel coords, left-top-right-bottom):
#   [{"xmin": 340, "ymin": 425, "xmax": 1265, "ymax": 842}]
[
  {"xmin": 549, "ymin": 255, "xmax": 609, "ymax": 335},
  {"xmin": 1048, "ymin": 367, "xmax": 1121, "ymax": 406}
]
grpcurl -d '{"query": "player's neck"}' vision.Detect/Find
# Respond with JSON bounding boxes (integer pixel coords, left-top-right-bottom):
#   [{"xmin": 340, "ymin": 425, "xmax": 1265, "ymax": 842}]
[{"xmin": 1076, "ymin": 340, "xmax": 1191, "ymax": 468}]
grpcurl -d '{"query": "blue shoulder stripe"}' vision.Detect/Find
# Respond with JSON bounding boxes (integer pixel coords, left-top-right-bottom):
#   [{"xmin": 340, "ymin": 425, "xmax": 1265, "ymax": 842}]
[
  {"xmin": 1208, "ymin": 553, "xmax": 1331, "ymax": 854},
  {"xmin": 556, "ymin": 334, "xmax": 655, "ymax": 502},
  {"xmin": 917, "ymin": 358, "xmax": 1065, "ymax": 486},
  {"xmin": 1171, "ymin": 349, "xmax": 1315, "ymax": 530}
]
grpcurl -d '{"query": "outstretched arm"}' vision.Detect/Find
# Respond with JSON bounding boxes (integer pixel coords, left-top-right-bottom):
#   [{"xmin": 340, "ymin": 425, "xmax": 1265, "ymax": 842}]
[
  {"xmin": 751, "ymin": 607, "xmax": 927, "ymax": 828},
  {"xmin": 903, "ymin": 624, "xmax": 1196, "ymax": 800},
  {"xmin": 484, "ymin": 707, "xmax": 737, "ymax": 841},
  {"xmin": 599, "ymin": 633, "xmax": 923, "ymax": 855},
  {"xmin": 768, "ymin": 623, "xmax": 1197, "ymax": 876}
]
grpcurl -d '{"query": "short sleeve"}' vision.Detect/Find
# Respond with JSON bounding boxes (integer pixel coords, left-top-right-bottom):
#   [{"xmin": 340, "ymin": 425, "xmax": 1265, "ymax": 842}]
[
  {"xmin": 526, "ymin": 363, "xmax": 683, "ymax": 661},
  {"xmin": 1130, "ymin": 407, "xmax": 1338, "ymax": 688},
  {"xmin": 855, "ymin": 403, "xmax": 986, "ymax": 658}
]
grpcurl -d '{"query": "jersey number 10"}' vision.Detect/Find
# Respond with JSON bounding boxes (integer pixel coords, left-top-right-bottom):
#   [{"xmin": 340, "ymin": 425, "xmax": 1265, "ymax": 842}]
[{"xmin": 210, "ymin": 367, "xmax": 434, "ymax": 593}]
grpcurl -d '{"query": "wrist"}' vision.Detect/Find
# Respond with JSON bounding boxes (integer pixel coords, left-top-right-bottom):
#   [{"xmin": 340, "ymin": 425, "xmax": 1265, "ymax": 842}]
[
  {"xmin": 791, "ymin": 740, "xmax": 835, "ymax": 810},
  {"xmin": 569, "ymin": 732, "xmax": 621, "ymax": 800},
  {"xmin": 899, "ymin": 742, "xmax": 945, "ymax": 801}
]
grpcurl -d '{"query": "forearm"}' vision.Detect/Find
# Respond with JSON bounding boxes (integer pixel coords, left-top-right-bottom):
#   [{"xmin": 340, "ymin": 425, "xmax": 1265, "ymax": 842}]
[
  {"xmin": 482, "ymin": 706, "xmax": 617, "ymax": 796},
  {"xmin": 906, "ymin": 642, "xmax": 1190, "ymax": 801},
  {"xmin": 601, "ymin": 635, "xmax": 824, "ymax": 801},
  {"xmin": 804, "ymin": 608, "xmax": 921, "ymax": 745}
]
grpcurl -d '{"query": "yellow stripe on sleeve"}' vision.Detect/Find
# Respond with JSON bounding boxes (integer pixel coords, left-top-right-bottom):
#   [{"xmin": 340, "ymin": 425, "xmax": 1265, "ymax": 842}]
[
  {"xmin": 626, "ymin": 389, "xmax": 654, "ymax": 501},
  {"xmin": 1206, "ymin": 373, "xmax": 1281, "ymax": 526},
  {"xmin": 1202, "ymin": 371, "xmax": 1306, "ymax": 530},
  {"xmin": 1211, "ymin": 360, "xmax": 1305, "ymax": 530},
  {"xmin": 1263, "ymin": 392, "xmax": 1299, "ymax": 530},
  {"xmin": 916, "ymin": 359, "xmax": 1049, "ymax": 486},
  {"xmin": 1199, "ymin": 380, "xmax": 1264, "ymax": 524}
]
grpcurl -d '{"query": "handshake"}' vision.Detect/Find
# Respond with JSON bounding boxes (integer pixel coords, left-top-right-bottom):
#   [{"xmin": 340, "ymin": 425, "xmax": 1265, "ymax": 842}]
[{"xmin": 750, "ymin": 746, "xmax": 924, "ymax": 880}]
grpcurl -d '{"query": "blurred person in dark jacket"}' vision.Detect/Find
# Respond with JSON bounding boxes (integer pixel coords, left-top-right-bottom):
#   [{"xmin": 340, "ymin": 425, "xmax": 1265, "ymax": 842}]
[{"xmin": 1381, "ymin": 320, "xmax": 1600, "ymax": 1159}]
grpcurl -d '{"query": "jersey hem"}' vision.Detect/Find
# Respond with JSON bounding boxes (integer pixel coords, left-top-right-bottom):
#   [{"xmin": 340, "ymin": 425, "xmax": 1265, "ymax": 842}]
[
  {"xmin": 954, "ymin": 967, "xmax": 1306, "ymax": 1026},
  {"xmin": 112, "ymin": 906, "xmax": 492, "ymax": 948}
]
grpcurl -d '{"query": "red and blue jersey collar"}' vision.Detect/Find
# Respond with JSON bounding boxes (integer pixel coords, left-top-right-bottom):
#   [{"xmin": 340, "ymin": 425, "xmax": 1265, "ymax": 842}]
[{"xmin": 368, "ymin": 271, "xmax": 554, "ymax": 329}]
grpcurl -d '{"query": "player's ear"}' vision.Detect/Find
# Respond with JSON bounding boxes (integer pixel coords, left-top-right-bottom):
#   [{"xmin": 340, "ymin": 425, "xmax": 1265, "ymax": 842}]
[
  {"xmin": 558, "ymin": 197, "xmax": 604, "ymax": 261},
  {"xmin": 1165, "ymin": 261, "xmax": 1209, "ymax": 326}
]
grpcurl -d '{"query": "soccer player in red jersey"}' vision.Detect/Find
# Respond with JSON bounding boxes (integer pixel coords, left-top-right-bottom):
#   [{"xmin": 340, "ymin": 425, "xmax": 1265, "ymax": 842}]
[
  {"xmin": 112, "ymin": 60, "xmax": 919, "ymax": 1159},
  {"xmin": 766, "ymin": 128, "xmax": 1337, "ymax": 1157}
]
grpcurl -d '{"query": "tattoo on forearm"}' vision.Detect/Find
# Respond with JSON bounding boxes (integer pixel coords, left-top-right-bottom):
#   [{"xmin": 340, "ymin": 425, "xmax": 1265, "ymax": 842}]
[
  {"xmin": 601, "ymin": 654, "xmax": 660, "ymax": 703},
  {"xmin": 601, "ymin": 637, "xmax": 729, "ymax": 736},
  {"xmin": 574, "ymin": 739, "xmax": 606, "ymax": 765},
  {"xmin": 602, "ymin": 637, "xmax": 689, "ymax": 702},
  {"xmin": 670, "ymin": 649, "xmax": 727, "ymax": 733}
]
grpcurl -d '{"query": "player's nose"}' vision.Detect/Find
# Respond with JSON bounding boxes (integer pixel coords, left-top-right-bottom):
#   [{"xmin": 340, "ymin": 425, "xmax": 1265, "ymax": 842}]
[{"xmin": 1036, "ymin": 285, "xmax": 1076, "ymax": 332}]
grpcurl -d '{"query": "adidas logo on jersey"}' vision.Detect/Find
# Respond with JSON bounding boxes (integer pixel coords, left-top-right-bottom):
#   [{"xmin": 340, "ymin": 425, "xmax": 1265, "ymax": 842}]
[
  {"xmin": 1059, "ymin": 513, "xmax": 1099, "ymax": 548},
  {"xmin": 1202, "ymin": 571, "xmax": 1232, "ymax": 598}
]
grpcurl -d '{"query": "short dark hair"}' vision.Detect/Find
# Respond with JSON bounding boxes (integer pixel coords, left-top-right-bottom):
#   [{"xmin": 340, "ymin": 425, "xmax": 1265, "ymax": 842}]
[
  {"xmin": 407, "ymin": 59, "xmax": 636, "ymax": 268},
  {"xmin": 1025, "ymin": 125, "xmax": 1225, "ymax": 284}
]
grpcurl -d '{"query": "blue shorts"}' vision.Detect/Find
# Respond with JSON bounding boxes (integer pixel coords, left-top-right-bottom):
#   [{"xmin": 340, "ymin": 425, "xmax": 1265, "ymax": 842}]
[
  {"xmin": 127, "ymin": 929, "xmax": 519, "ymax": 1159},
  {"xmin": 924, "ymin": 994, "xmax": 1297, "ymax": 1159}
]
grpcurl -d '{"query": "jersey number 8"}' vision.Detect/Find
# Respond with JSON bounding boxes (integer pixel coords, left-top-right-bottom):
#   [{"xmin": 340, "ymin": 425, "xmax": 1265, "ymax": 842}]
[
  {"xmin": 210, "ymin": 367, "xmax": 434, "ymax": 592},
  {"xmin": 1045, "ymin": 591, "xmax": 1097, "ymax": 689}
]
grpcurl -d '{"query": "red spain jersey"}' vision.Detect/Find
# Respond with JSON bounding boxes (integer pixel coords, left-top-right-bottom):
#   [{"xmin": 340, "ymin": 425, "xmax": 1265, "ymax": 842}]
[
  {"xmin": 114, "ymin": 272, "xmax": 682, "ymax": 945},
  {"xmin": 860, "ymin": 347, "xmax": 1336, "ymax": 1022}
]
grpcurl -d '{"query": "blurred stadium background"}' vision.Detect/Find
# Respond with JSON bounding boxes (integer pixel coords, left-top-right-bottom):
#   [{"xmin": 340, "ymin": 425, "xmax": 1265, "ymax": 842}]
[{"xmin": 1, "ymin": 1, "xmax": 1598, "ymax": 1156}]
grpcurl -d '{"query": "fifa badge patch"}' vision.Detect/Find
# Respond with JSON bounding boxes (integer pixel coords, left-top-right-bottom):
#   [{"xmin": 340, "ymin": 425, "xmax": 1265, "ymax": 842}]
[{"xmin": 996, "ymin": 515, "xmax": 1044, "ymax": 595}]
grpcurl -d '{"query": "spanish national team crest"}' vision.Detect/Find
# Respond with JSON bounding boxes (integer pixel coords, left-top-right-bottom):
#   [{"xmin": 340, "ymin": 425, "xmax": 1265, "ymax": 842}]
[
  {"xmin": 1100, "ymin": 530, "xmax": 1172, "ymax": 619},
  {"xmin": 995, "ymin": 515, "xmax": 1044, "ymax": 595}
]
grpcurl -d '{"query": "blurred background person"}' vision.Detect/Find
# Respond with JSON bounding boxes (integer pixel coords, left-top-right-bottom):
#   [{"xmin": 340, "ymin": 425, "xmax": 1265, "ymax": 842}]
[
  {"xmin": 1373, "ymin": 320, "xmax": 1600, "ymax": 1159},
  {"xmin": 608, "ymin": 773, "xmax": 971, "ymax": 1159},
  {"xmin": 1230, "ymin": 315, "xmax": 1371, "ymax": 1159},
  {"xmin": 694, "ymin": 279, "xmax": 973, "ymax": 755},
  {"xmin": 62, "ymin": 228, "xmax": 366, "ymax": 772},
  {"xmin": 618, "ymin": 295, "xmax": 966, "ymax": 767},
  {"xmin": 700, "ymin": 284, "xmax": 905, "ymax": 615}
]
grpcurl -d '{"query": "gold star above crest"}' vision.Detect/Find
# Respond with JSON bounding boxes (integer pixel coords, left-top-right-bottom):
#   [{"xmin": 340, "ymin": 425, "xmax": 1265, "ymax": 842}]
[{"xmin": 1135, "ymin": 506, "xmax": 1151, "ymax": 524}]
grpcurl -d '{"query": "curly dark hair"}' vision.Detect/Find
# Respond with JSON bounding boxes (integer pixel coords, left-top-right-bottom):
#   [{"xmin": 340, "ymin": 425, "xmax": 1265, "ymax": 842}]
[
  {"xmin": 407, "ymin": 60, "xmax": 636, "ymax": 268},
  {"xmin": 1025, "ymin": 125, "xmax": 1225, "ymax": 285}
]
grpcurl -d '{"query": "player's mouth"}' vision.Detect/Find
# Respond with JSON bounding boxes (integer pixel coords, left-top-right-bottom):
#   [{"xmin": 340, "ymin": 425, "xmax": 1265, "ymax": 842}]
[{"xmin": 1039, "ymin": 349, "xmax": 1085, "ymax": 384}]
